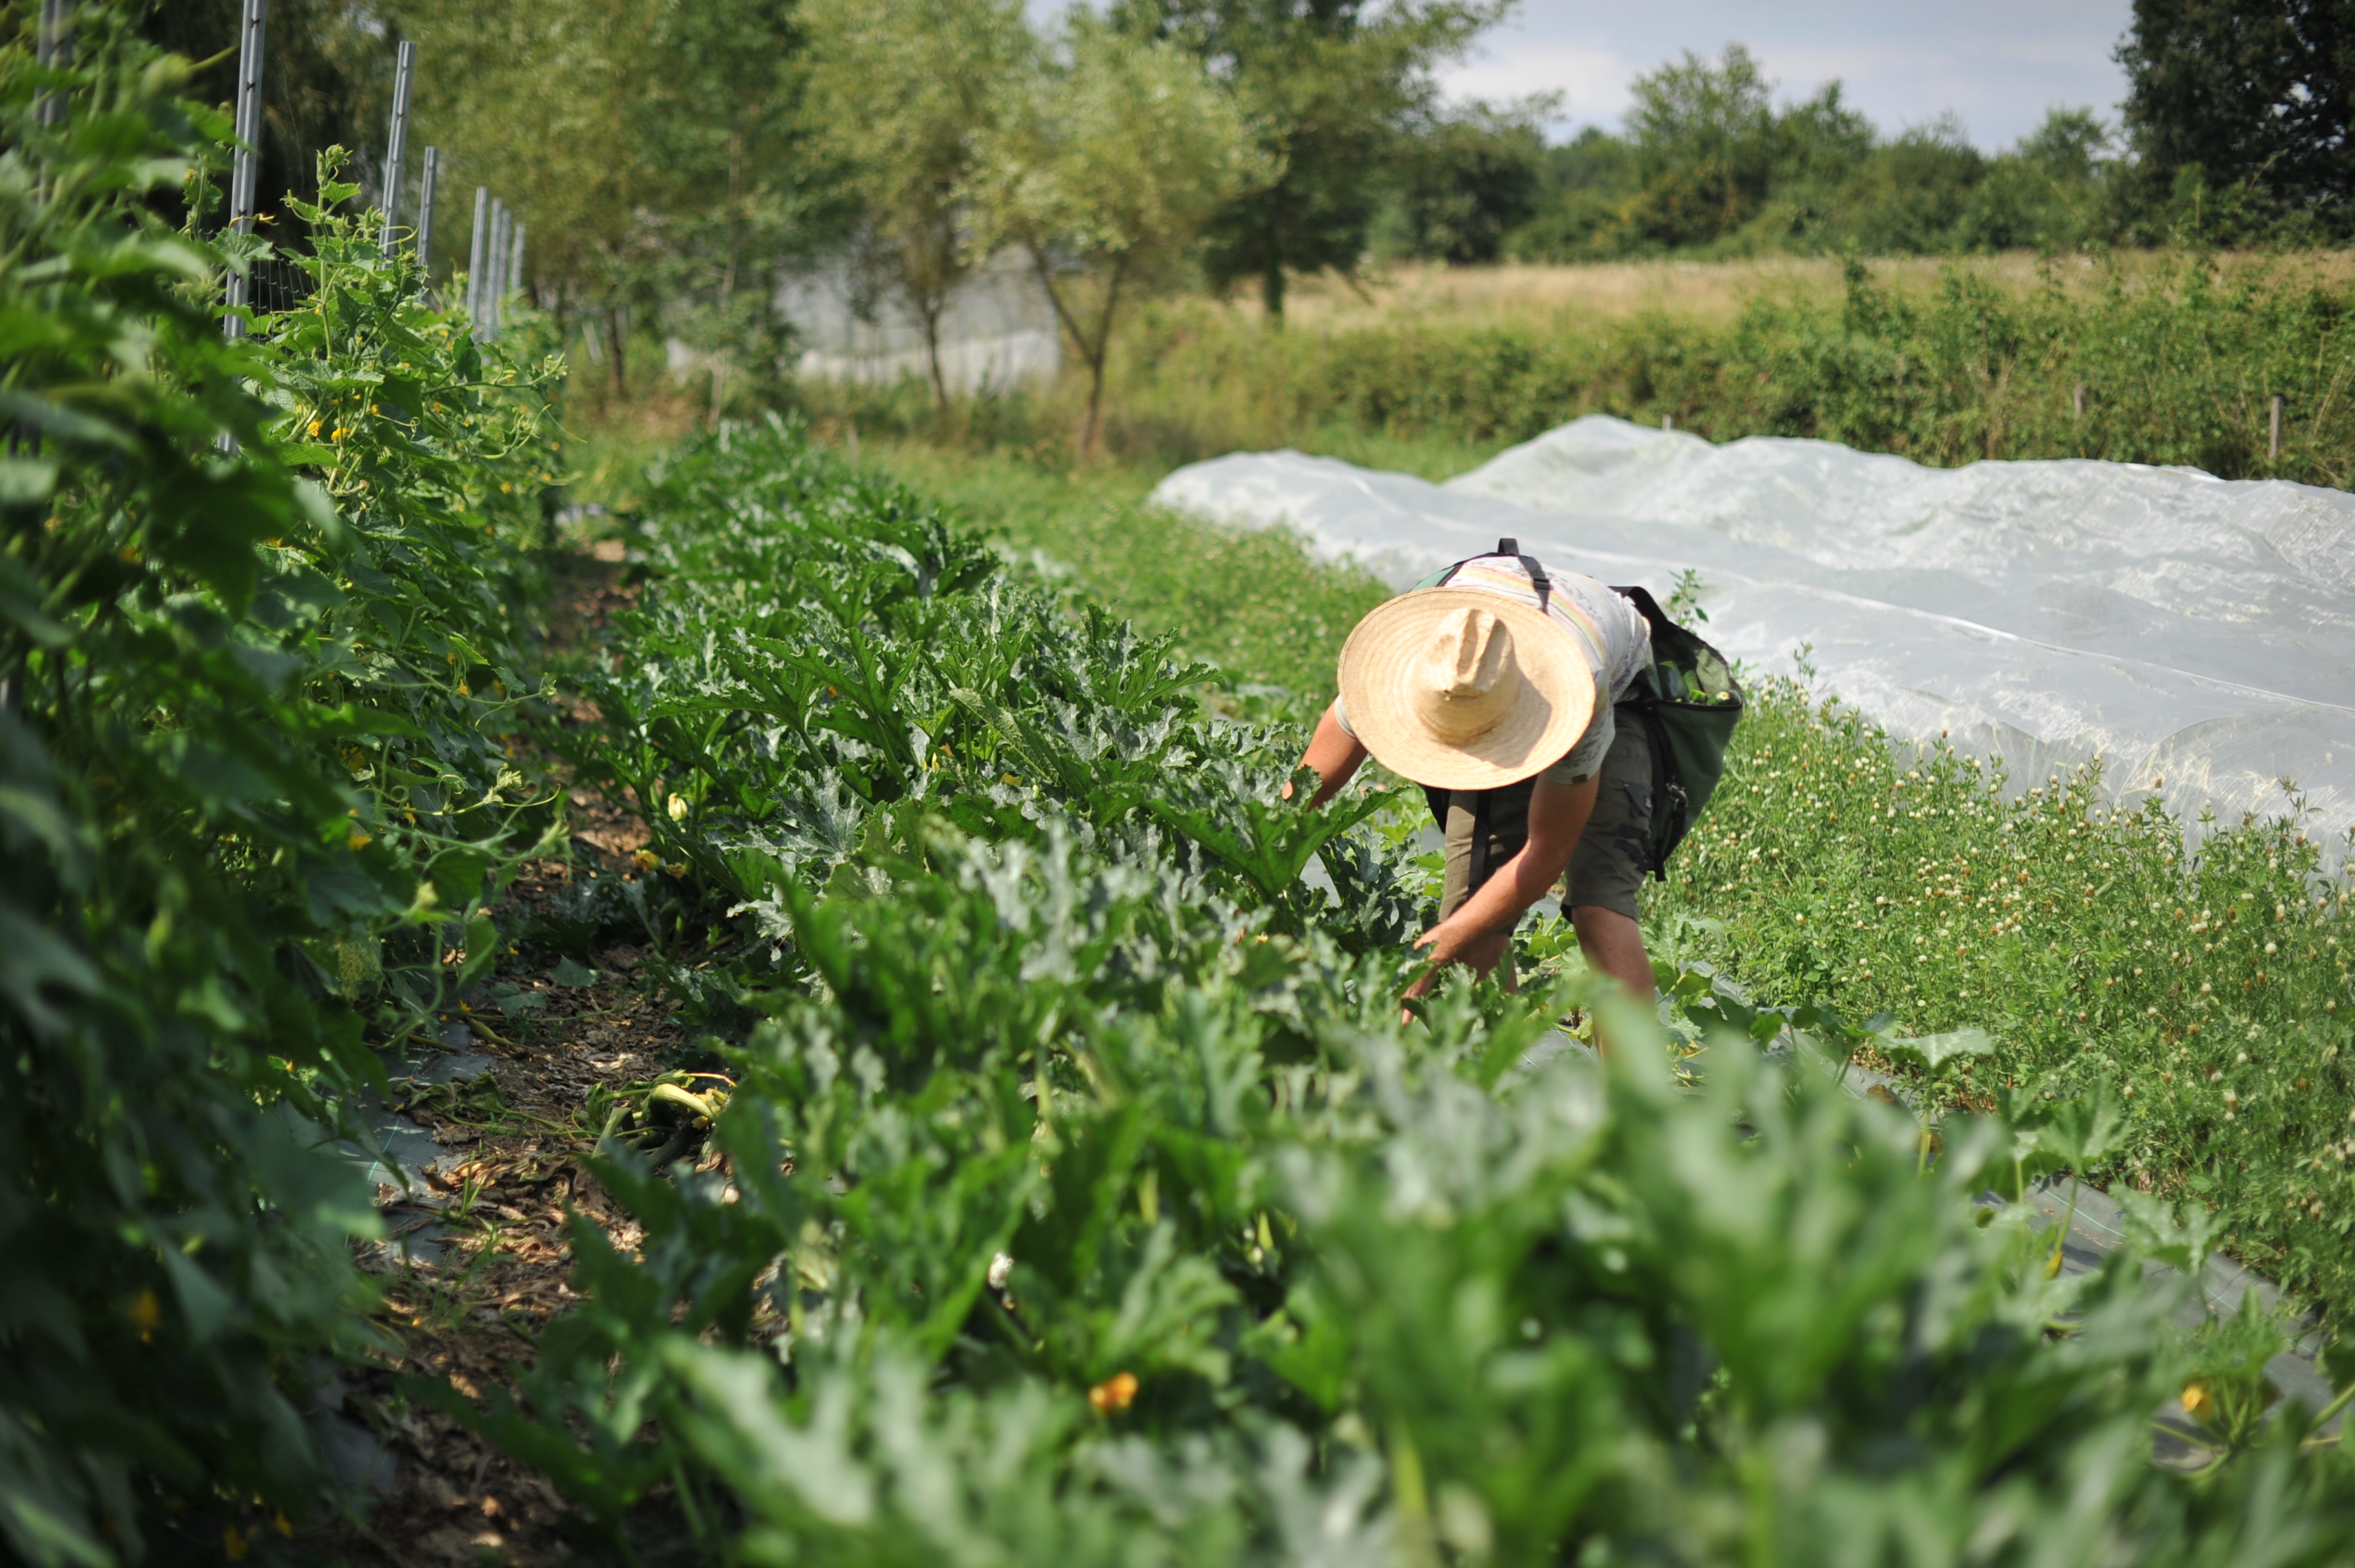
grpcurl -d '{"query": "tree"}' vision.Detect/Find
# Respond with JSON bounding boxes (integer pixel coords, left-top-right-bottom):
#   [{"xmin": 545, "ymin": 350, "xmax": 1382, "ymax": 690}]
[
  {"xmin": 1957, "ymin": 108, "xmax": 2116, "ymax": 252},
  {"xmin": 1768, "ymin": 81, "xmax": 1876, "ymax": 192},
  {"xmin": 1377, "ymin": 99, "xmax": 1547, "ymax": 265},
  {"xmin": 1732, "ymin": 81, "xmax": 1876, "ymax": 254},
  {"xmin": 799, "ymin": 0, "xmax": 1031, "ymax": 413},
  {"xmin": 641, "ymin": 0, "xmax": 839, "ymax": 416},
  {"xmin": 2117, "ymin": 0, "xmax": 2354, "ymax": 236},
  {"xmin": 1624, "ymin": 44, "xmax": 1777, "ymax": 246},
  {"xmin": 391, "ymin": 0, "xmax": 829, "ymax": 408},
  {"xmin": 391, "ymin": 0, "xmax": 669, "ymax": 392},
  {"xmin": 1114, "ymin": 0, "xmax": 1503, "ymax": 318},
  {"xmin": 967, "ymin": 14, "xmax": 1268, "ymax": 457},
  {"xmin": 1506, "ymin": 126, "xmax": 1641, "ymax": 261}
]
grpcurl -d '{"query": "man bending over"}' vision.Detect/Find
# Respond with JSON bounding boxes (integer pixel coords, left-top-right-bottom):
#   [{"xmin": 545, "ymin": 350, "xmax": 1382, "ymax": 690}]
[{"xmin": 1297, "ymin": 547, "xmax": 1659, "ymax": 1028}]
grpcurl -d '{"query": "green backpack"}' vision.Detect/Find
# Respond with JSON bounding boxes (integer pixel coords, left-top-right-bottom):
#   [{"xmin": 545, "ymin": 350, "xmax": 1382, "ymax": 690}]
[{"xmin": 1607, "ymin": 581, "xmax": 1745, "ymax": 879}]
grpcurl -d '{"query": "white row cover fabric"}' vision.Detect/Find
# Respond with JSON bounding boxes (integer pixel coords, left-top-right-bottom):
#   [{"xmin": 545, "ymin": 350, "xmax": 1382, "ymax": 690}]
[{"xmin": 1149, "ymin": 415, "xmax": 2355, "ymax": 852}]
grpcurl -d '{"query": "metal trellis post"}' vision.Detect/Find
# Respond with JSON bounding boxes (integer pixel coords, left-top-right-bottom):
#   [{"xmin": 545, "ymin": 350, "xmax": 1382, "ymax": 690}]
[
  {"xmin": 510, "ymin": 222, "xmax": 526, "ymax": 312},
  {"xmin": 467, "ymin": 186, "xmax": 490, "ymax": 336},
  {"xmin": 36, "ymin": 0, "xmax": 72, "ymax": 129},
  {"xmin": 487, "ymin": 199, "xmax": 509, "ymax": 339},
  {"xmin": 377, "ymin": 38, "xmax": 416, "ymax": 251},
  {"xmin": 225, "ymin": 0, "xmax": 268, "ymax": 342},
  {"xmin": 416, "ymin": 146, "xmax": 441, "ymax": 271}
]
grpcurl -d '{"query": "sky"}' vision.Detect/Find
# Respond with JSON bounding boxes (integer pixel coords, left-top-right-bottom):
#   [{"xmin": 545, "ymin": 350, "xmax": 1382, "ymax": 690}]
[{"xmin": 1435, "ymin": 0, "xmax": 2138, "ymax": 151}]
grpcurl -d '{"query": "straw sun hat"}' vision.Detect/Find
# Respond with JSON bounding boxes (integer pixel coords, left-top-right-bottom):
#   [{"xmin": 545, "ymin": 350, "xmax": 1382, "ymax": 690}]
[{"xmin": 1336, "ymin": 587, "xmax": 1595, "ymax": 791}]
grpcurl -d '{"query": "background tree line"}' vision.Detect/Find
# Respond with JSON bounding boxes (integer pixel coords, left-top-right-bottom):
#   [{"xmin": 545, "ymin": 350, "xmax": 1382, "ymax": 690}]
[
  {"xmin": 145, "ymin": 0, "xmax": 1502, "ymax": 446},
  {"xmin": 1402, "ymin": 0, "xmax": 2351, "ymax": 265},
  {"xmin": 139, "ymin": 0, "xmax": 2351, "ymax": 442}
]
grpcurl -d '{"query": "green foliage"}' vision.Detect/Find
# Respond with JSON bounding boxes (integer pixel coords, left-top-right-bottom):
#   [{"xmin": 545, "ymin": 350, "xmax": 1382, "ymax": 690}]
[
  {"xmin": 137, "ymin": 0, "xmax": 403, "ymax": 256},
  {"xmin": 392, "ymin": 0, "xmax": 831, "ymax": 402},
  {"xmin": 798, "ymin": 0, "xmax": 1032, "ymax": 413},
  {"xmin": 0, "ymin": 10, "xmax": 559, "ymax": 1559},
  {"xmin": 2117, "ymin": 0, "xmax": 2354, "ymax": 242},
  {"xmin": 968, "ymin": 11, "xmax": 1273, "ymax": 457},
  {"xmin": 1505, "ymin": 45, "xmax": 2138, "ymax": 263},
  {"xmin": 468, "ymin": 415, "xmax": 2355, "ymax": 1563},
  {"xmin": 1086, "ymin": 252, "xmax": 2355, "ymax": 487},
  {"xmin": 1624, "ymin": 44, "xmax": 1779, "ymax": 247},
  {"xmin": 846, "ymin": 445, "xmax": 1397, "ymax": 705},
  {"xmin": 1649, "ymin": 675, "xmax": 2355, "ymax": 1323},
  {"xmin": 1113, "ymin": 0, "xmax": 1504, "ymax": 316},
  {"xmin": 1368, "ymin": 101, "xmax": 1545, "ymax": 266},
  {"xmin": 540, "ymin": 417, "xmax": 1410, "ymax": 948}
]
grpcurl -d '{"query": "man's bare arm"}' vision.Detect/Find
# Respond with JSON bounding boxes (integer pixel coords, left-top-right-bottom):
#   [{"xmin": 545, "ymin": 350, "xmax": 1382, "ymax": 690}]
[
  {"xmin": 1411, "ymin": 772, "xmax": 1596, "ymax": 970},
  {"xmin": 1289, "ymin": 703, "xmax": 1369, "ymax": 809}
]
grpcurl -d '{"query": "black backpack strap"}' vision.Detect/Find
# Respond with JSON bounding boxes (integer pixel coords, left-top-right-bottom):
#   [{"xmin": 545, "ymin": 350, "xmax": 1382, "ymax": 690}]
[
  {"xmin": 1510, "ymin": 542, "xmax": 1552, "ymax": 616},
  {"xmin": 1610, "ymin": 583, "xmax": 1670, "ymax": 639},
  {"xmin": 1437, "ymin": 536, "xmax": 1553, "ymax": 615},
  {"xmin": 1467, "ymin": 788, "xmax": 1496, "ymax": 889}
]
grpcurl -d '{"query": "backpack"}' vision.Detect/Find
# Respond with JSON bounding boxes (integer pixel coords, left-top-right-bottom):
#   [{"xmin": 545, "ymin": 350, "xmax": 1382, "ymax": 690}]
[
  {"xmin": 1606, "ymin": 581, "xmax": 1744, "ymax": 880},
  {"xmin": 1427, "ymin": 539, "xmax": 1743, "ymax": 881}
]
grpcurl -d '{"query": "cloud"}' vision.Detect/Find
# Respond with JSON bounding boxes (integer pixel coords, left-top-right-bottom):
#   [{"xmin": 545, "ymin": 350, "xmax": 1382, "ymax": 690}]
[{"xmin": 1442, "ymin": 38, "xmax": 1636, "ymax": 126}]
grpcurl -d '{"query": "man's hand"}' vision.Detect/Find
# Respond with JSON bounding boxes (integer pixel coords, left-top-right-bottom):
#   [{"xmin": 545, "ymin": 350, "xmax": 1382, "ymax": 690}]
[
  {"xmin": 1402, "ymin": 771, "xmax": 1598, "ymax": 1003},
  {"xmin": 1402, "ymin": 921, "xmax": 1514, "ymax": 1007},
  {"xmin": 1411, "ymin": 914, "xmax": 1510, "ymax": 973}
]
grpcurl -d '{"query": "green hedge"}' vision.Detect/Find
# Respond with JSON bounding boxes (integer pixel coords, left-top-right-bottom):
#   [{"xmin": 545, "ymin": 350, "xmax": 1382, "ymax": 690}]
[
  {"xmin": 1124, "ymin": 257, "xmax": 2355, "ymax": 484},
  {"xmin": 797, "ymin": 256, "xmax": 2354, "ymax": 486}
]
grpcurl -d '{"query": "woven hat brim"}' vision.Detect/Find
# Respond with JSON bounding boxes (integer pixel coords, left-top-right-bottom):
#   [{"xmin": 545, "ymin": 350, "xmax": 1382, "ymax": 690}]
[{"xmin": 1336, "ymin": 587, "xmax": 1595, "ymax": 791}]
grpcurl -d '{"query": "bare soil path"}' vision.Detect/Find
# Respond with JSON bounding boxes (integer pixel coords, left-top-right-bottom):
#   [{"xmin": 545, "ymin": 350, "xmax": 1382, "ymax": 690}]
[{"xmin": 297, "ymin": 547, "xmax": 701, "ymax": 1567}]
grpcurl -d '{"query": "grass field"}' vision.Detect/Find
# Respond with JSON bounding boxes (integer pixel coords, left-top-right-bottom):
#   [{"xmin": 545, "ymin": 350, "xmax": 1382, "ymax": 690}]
[{"xmin": 1199, "ymin": 249, "xmax": 2355, "ymax": 334}]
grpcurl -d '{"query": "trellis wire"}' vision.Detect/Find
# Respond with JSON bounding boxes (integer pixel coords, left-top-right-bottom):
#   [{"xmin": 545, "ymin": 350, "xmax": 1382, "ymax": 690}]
[
  {"xmin": 416, "ymin": 146, "xmax": 441, "ymax": 270},
  {"xmin": 224, "ymin": 0, "xmax": 268, "ymax": 342},
  {"xmin": 376, "ymin": 38, "xmax": 415, "ymax": 252}
]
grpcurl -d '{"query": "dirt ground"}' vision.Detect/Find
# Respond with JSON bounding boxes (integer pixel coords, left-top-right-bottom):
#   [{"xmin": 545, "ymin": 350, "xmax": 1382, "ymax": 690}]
[{"xmin": 297, "ymin": 548, "xmax": 703, "ymax": 1567}]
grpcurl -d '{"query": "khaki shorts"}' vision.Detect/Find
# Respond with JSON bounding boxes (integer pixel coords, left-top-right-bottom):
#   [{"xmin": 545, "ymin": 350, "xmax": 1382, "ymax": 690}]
[{"xmin": 1436, "ymin": 719, "xmax": 1654, "ymax": 925}]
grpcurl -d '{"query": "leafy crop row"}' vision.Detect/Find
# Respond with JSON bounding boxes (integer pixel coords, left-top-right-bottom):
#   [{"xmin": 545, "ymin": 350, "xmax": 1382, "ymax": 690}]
[
  {"xmin": 469, "ymin": 414, "xmax": 2355, "ymax": 1564},
  {"xmin": 1654, "ymin": 677, "xmax": 2355, "ymax": 1322},
  {"xmin": 1, "ymin": 12, "xmax": 558, "ymax": 1559}
]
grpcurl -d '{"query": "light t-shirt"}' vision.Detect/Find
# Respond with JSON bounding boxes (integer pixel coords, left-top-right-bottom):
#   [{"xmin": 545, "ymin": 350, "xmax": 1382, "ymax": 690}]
[{"xmin": 1333, "ymin": 553, "xmax": 1652, "ymax": 785}]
